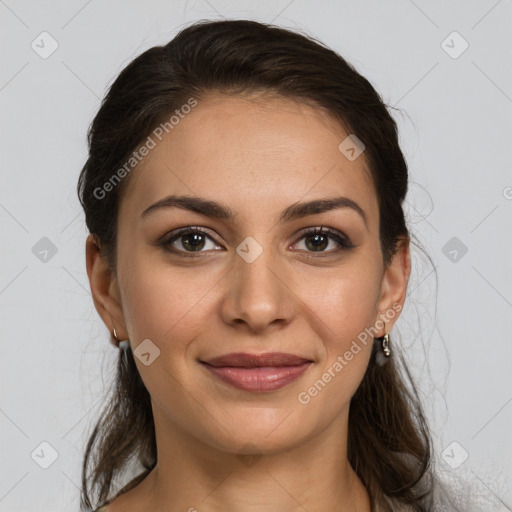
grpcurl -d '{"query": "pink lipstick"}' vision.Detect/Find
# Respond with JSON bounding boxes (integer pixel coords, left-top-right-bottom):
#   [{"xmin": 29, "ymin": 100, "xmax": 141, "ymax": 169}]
[{"xmin": 199, "ymin": 352, "xmax": 313, "ymax": 392}]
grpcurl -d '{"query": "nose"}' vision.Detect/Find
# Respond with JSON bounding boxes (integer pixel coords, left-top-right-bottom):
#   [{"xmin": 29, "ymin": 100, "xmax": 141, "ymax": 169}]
[{"xmin": 220, "ymin": 241, "xmax": 295, "ymax": 333}]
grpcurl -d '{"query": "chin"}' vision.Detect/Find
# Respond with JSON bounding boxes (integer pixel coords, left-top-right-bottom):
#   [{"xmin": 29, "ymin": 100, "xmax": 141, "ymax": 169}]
[{"xmin": 200, "ymin": 410, "xmax": 314, "ymax": 455}]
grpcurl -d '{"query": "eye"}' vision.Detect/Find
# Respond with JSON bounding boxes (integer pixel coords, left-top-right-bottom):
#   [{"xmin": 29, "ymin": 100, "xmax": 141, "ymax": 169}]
[
  {"xmin": 292, "ymin": 226, "xmax": 355, "ymax": 254},
  {"xmin": 160, "ymin": 226, "xmax": 222, "ymax": 255},
  {"xmin": 158, "ymin": 225, "xmax": 355, "ymax": 257}
]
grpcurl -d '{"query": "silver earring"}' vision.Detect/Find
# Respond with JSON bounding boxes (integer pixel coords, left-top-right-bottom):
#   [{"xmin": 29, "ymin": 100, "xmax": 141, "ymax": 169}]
[
  {"xmin": 374, "ymin": 330, "xmax": 391, "ymax": 366},
  {"xmin": 381, "ymin": 333, "xmax": 391, "ymax": 357}
]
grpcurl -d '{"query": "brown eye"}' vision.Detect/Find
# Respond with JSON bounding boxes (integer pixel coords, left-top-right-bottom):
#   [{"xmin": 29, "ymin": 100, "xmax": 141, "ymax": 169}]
[
  {"xmin": 293, "ymin": 227, "xmax": 355, "ymax": 253},
  {"xmin": 304, "ymin": 232, "xmax": 330, "ymax": 251},
  {"xmin": 161, "ymin": 227, "xmax": 222, "ymax": 255},
  {"xmin": 179, "ymin": 232, "xmax": 207, "ymax": 251}
]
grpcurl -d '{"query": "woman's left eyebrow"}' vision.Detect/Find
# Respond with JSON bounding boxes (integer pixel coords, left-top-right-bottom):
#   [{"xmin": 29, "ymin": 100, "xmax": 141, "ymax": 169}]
[{"xmin": 141, "ymin": 194, "xmax": 368, "ymax": 230}]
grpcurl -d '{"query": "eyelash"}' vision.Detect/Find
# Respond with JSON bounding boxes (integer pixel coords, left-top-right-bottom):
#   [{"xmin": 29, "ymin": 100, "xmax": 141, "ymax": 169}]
[{"xmin": 158, "ymin": 225, "xmax": 356, "ymax": 258}]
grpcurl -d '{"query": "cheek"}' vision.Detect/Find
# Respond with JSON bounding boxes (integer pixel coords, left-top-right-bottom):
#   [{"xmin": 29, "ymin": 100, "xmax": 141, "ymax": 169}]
[
  {"xmin": 299, "ymin": 265, "xmax": 381, "ymax": 343},
  {"xmin": 293, "ymin": 266, "xmax": 380, "ymax": 401},
  {"xmin": 117, "ymin": 256, "xmax": 216, "ymax": 405},
  {"xmin": 117, "ymin": 245, "xmax": 204, "ymax": 342}
]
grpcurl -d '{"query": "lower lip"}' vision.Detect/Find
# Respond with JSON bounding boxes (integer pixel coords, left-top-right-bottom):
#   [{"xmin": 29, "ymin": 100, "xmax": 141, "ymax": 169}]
[{"xmin": 200, "ymin": 362, "xmax": 312, "ymax": 392}]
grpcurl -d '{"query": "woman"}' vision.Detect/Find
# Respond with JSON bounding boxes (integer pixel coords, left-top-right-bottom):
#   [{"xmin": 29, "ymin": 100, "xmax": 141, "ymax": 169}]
[{"xmin": 78, "ymin": 18, "xmax": 469, "ymax": 512}]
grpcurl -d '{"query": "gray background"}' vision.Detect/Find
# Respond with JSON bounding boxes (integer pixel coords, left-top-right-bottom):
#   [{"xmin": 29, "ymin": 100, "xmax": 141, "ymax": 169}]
[{"xmin": 0, "ymin": 1, "xmax": 511, "ymax": 510}]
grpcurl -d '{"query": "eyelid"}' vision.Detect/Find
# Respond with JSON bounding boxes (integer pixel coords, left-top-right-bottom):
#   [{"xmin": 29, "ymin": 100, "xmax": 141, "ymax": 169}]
[
  {"xmin": 292, "ymin": 226, "xmax": 355, "ymax": 251},
  {"xmin": 157, "ymin": 225, "xmax": 355, "ymax": 255},
  {"xmin": 157, "ymin": 225, "xmax": 223, "ymax": 249}
]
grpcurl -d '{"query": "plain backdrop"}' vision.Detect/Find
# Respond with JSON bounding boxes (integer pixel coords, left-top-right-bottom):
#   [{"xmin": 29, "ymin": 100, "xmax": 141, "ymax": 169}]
[{"xmin": 0, "ymin": 1, "xmax": 511, "ymax": 511}]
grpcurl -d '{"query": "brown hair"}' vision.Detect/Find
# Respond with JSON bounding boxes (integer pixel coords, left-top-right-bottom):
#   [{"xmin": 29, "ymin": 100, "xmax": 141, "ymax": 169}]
[{"xmin": 78, "ymin": 18, "xmax": 436, "ymax": 511}]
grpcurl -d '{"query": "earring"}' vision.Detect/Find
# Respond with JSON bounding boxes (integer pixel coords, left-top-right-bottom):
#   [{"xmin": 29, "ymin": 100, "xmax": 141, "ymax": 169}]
[
  {"xmin": 109, "ymin": 314, "xmax": 129, "ymax": 350},
  {"xmin": 374, "ymin": 328, "xmax": 391, "ymax": 366},
  {"xmin": 112, "ymin": 326, "xmax": 129, "ymax": 350},
  {"xmin": 381, "ymin": 333, "xmax": 391, "ymax": 357}
]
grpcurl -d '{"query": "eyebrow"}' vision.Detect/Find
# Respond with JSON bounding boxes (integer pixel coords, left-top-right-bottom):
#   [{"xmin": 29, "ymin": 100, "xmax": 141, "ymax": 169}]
[{"xmin": 141, "ymin": 195, "xmax": 368, "ymax": 229}]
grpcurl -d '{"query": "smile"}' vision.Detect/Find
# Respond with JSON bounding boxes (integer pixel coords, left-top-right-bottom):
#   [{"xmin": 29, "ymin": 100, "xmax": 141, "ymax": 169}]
[{"xmin": 199, "ymin": 360, "xmax": 312, "ymax": 392}]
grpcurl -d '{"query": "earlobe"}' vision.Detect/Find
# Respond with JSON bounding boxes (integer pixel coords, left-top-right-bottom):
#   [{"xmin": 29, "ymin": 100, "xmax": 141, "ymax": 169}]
[
  {"xmin": 376, "ymin": 236, "xmax": 411, "ymax": 336},
  {"xmin": 85, "ymin": 234, "xmax": 128, "ymax": 344}
]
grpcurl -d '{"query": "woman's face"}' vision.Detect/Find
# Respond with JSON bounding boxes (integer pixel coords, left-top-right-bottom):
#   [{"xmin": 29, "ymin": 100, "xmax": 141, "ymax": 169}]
[{"xmin": 95, "ymin": 93, "xmax": 409, "ymax": 455}]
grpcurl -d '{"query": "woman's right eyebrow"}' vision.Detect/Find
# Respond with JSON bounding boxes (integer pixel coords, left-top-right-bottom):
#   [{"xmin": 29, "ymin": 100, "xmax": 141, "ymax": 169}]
[
  {"xmin": 141, "ymin": 194, "xmax": 368, "ymax": 230},
  {"xmin": 141, "ymin": 195, "xmax": 234, "ymax": 220}
]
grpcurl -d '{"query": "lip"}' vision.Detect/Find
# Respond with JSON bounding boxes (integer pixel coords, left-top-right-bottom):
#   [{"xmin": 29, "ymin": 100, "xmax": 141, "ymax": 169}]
[{"xmin": 199, "ymin": 352, "xmax": 313, "ymax": 392}]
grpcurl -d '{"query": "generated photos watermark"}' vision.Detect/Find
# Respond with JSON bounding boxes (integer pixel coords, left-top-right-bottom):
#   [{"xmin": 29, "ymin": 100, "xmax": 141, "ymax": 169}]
[
  {"xmin": 297, "ymin": 303, "xmax": 402, "ymax": 405},
  {"xmin": 93, "ymin": 97, "xmax": 198, "ymax": 200}
]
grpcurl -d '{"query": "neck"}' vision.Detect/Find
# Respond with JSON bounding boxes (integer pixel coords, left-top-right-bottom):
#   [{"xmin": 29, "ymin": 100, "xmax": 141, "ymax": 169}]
[{"xmin": 122, "ymin": 407, "xmax": 371, "ymax": 512}]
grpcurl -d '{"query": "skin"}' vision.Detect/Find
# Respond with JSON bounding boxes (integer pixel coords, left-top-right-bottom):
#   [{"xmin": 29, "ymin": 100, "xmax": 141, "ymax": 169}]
[{"xmin": 86, "ymin": 93, "xmax": 411, "ymax": 512}]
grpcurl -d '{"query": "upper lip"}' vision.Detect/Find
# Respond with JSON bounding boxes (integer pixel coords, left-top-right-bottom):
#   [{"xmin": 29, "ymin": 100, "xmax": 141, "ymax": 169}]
[{"xmin": 201, "ymin": 352, "xmax": 313, "ymax": 368}]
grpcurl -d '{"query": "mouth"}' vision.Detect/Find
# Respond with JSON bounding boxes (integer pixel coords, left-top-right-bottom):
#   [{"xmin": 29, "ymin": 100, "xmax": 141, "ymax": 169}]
[{"xmin": 199, "ymin": 352, "xmax": 313, "ymax": 392}]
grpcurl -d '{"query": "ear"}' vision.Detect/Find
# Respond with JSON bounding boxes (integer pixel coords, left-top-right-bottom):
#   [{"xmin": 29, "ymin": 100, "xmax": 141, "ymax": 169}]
[
  {"xmin": 85, "ymin": 234, "xmax": 128, "ymax": 344},
  {"xmin": 375, "ymin": 236, "xmax": 411, "ymax": 336}
]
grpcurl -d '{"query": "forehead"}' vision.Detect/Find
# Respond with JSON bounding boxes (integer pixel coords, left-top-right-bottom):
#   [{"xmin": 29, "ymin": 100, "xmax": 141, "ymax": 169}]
[{"xmin": 120, "ymin": 93, "xmax": 378, "ymax": 227}]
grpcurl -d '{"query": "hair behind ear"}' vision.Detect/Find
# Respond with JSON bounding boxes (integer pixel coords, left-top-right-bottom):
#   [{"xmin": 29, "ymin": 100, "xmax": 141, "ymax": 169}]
[{"xmin": 81, "ymin": 346, "xmax": 156, "ymax": 510}]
